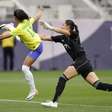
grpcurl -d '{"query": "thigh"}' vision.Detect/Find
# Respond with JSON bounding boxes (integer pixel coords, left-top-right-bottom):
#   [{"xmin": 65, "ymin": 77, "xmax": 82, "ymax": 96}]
[
  {"xmin": 27, "ymin": 43, "xmax": 43, "ymax": 61},
  {"xmin": 3, "ymin": 48, "xmax": 8, "ymax": 56},
  {"xmin": 23, "ymin": 43, "xmax": 43, "ymax": 66},
  {"xmin": 63, "ymin": 65, "xmax": 78, "ymax": 79},
  {"xmin": 73, "ymin": 57, "xmax": 93, "ymax": 78},
  {"xmin": 23, "ymin": 55, "xmax": 35, "ymax": 67},
  {"xmin": 3, "ymin": 48, "xmax": 6, "ymax": 57},
  {"xmin": 8, "ymin": 48, "xmax": 14, "ymax": 58}
]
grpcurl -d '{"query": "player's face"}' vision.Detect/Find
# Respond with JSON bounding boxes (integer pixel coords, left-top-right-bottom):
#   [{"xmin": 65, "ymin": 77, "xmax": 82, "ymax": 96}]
[{"xmin": 61, "ymin": 23, "xmax": 69, "ymax": 30}]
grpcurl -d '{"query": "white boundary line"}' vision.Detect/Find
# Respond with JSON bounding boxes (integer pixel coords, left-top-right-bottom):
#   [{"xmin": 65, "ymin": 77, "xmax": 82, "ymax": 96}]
[
  {"xmin": 0, "ymin": 99, "xmax": 40, "ymax": 104},
  {"xmin": 0, "ymin": 99, "xmax": 112, "ymax": 108}
]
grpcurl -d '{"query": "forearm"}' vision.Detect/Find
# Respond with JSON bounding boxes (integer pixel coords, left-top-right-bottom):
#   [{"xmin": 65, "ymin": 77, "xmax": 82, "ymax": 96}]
[
  {"xmin": 34, "ymin": 8, "xmax": 43, "ymax": 22},
  {"xmin": 39, "ymin": 35, "xmax": 52, "ymax": 41},
  {"xmin": 34, "ymin": 15, "xmax": 41, "ymax": 22},
  {"xmin": 41, "ymin": 21, "xmax": 70, "ymax": 35},
  {"xmin": 0, "ymin": 35, "xmax": 10, "ymax": 40},
  {"xmin": 0, "ymin": 31, "xmax": 12, "ymax": 40},
  {"xmin": 51, "ymin": 27, "xmax": 64, "ymax": 33}
]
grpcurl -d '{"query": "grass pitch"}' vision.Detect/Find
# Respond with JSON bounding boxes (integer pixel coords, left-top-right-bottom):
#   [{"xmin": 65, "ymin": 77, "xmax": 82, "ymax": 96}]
[{"xmin": 0, "ymin": 70, "xmax": 112, "ymax": 112}]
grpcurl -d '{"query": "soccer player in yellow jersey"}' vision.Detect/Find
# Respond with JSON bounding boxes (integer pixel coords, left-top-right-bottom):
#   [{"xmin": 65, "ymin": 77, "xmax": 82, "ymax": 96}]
[{"xmin": 0, "ymin": 8, "xmax": 43, "ymax": 100}]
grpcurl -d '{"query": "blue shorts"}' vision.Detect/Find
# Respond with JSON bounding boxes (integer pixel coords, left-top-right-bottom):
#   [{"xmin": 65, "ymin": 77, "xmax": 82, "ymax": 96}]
[{"xmin": 28, "ymin": 43, "xmax": 43, "ymax": 60}]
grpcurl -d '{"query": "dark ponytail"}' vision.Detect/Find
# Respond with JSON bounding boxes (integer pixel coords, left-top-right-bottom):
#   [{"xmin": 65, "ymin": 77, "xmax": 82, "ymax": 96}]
[
  {"xmin": 74, "ymin": 24, "xmax": 79, "ymax": 34},
  {"xmin": 14, "ymin": 9, "xmax": 29, "ymax": 22},
  {"xmin": 65, "ymin": 20, "xmax": 79, "ymax": 34}
]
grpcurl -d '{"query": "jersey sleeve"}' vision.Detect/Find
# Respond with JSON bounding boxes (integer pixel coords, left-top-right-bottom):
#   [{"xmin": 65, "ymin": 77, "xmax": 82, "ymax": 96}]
[
  {"xmin": 10, "ymin": 28, "xmax": 17, "ymax": 37},
  {"xmin": 29, "ymin": 17, "xmax": 35, "ymax": 24},
  {"xmin": 51, "ymin": 35, "xmax": 63, "ymax": 43},
  {"xmin": 10, "ymin": 28, "xmax": 21, "ymax": 37}
]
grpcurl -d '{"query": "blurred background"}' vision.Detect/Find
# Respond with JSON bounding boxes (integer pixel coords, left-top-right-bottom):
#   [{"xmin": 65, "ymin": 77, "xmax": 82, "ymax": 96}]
[{"xmin": 0, "ymin": 0, "xmax": 112, "ymax": 71}]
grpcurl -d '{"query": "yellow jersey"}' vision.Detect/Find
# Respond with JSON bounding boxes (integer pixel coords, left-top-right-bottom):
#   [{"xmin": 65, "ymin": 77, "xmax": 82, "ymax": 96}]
[
  {"xmin": 10, "ymin": 18, "xmax": 41, "ymax": 50},
  {"xmin": 2, "ymin": 36, "xmax": 14, "ymax": 48}
]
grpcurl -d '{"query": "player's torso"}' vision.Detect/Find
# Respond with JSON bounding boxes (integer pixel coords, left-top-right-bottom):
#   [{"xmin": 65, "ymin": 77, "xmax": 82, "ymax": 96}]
[
  {"xmin": 61, "ymin": 35, "xmax": 85, "ymax": 60},
  {"xmin": 17, "ymin": 20, "xmax": 41, "ymax": 50}
]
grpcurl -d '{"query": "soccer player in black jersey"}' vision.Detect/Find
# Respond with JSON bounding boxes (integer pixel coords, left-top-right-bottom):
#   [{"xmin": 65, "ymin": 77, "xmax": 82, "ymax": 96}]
[{"xmin": 40, "ymin": 20, "xmax": 112, "ymax": 108}]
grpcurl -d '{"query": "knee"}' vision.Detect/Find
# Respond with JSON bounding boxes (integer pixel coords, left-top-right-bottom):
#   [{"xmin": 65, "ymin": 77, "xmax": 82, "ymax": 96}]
[
  {"xmin": 60, "ymin": 74, "xmax": 69, "ymax": 81},
  {"xmin": 22, "ymin": 65, "xmax": 29, "ymax": 72},
  {"xmin": 92, "ymin": 80, "xmax": 101, "ymax": 89}
]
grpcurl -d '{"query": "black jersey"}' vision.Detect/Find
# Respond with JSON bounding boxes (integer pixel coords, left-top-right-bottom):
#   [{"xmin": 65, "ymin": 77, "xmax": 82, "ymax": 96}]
[{"xmin": 51, "ymin": 31, "xmax": 86, "ymax": 61}]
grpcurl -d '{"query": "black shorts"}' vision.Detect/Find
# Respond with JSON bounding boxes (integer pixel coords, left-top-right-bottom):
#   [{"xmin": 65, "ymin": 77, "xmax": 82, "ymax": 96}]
[{"xmin": 72, "ymin": 56, "xmax": 93, "ymax": 78}]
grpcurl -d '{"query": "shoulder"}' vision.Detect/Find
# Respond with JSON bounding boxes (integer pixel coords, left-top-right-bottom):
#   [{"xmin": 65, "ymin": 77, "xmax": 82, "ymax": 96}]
[
  {"xmin": 70, "ymin": 31, "xmax": 79, "ymax": 37},
  {"xmin": 12, "ymin": 25, "xmax": 22, "ymax": 35},
  {"xmin": 29, "ymin": 17, "xmax": 35, "ymax": 21},
  {"xmin": 16, "ymin": 25, "xmax": 22, "ymax": 32},
  {"xmin": 51, "ymin": 35, "xmax": 64, "ymax": 42}
]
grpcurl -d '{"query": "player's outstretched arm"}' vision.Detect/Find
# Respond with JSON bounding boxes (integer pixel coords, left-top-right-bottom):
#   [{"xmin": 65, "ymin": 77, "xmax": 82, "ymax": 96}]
[
  {"xmin": 33, "ymin": 8, "xmax": 43, "ymax": 22},
  {"xmin": 40, "ymin": 21, "xmax": 70, "ymax": 36},
  {"xmin": 39, "ymin": 34, "xmax": 52, "ymax": 41},
  {"xmin": 0, "ymin": 23, "xmax": 15, "ymax": 30},
  {"xmin": 0, "ymin": 31, "xmax": 12, "ymax": 40},
  {"xmin": 0, "ymin": 23, "xmax": 20, "ymax": 41}
]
